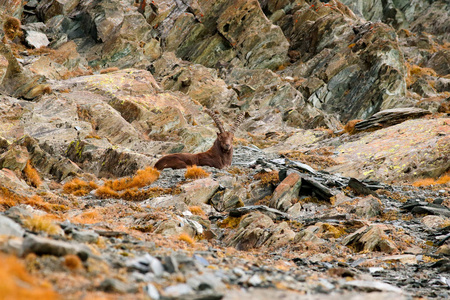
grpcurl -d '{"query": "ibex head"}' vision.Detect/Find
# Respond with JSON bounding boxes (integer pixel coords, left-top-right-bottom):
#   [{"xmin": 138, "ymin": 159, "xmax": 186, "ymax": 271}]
[{"xmin": 205, "ymin": 109, "xmax": 244, "ymax": 153}]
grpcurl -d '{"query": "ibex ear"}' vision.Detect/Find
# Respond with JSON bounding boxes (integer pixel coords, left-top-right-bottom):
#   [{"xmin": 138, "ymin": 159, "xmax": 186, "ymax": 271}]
[{"xmin": 216, "ymin": 132, "xmax": 220, "ymax": 136}]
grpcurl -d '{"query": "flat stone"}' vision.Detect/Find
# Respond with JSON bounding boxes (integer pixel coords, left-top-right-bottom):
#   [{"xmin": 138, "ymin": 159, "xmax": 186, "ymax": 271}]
[
  {"xmin": 344, "ymin": 280, "xmax": 403, "ymax": 294},
  {"xmin": 22, "ymin": 234, "xmax": 90, "ymax": 261},
  {"xmin": 181, "ymin": 178, "xmax": 220, "ymax": 206},
  {"xmin": 71, "ymin": 230, "xmax": 99, "ymax": 244}
]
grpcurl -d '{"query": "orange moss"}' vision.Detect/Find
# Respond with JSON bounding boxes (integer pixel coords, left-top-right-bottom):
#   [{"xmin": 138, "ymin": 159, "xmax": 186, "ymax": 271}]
[
  {"xmin": 412, "ymin": 174, "xmax": 450, "ymax": 187},
  {"xmin": 0, "ymin": 187, "xmax": 22, "ymax": 209},
  {"xmin": 406, "ymin": 63, "xmax": 438, "ymax": 87},
  {"xmin": 63, "ymin": 255, "xmax": 82, "ymax": 271},
  {"xmin": 185, "ymin": 165, "xmax": 210, "ymax": 180},
  {"xmin": 189, "ymin": 206, "xmax": 206, "ymax": 217},
  {"xmin": 0, "ymin": 254, "xmax": 58, "ymax": 299},
  {"xmin": 218, "ymin": 216, "xmax": 242, "ymax": 229},
  {"xmin": 254, "ymin": 170, "xmax": 279, "ymax": 186},
  {"xmin": 343, "ymin": 119, "xmax": 363, "ymax": 134},
  {"xmin": 71, "ymin": 209, "xmax": 101, "ymax": 224},
  {"xmin": 63, "ymin": 178, "xmax": 98, "ymax": 196},
  {"xmin": 23, "ymin": 160, "xmax": 42, "ymax": 188},
  {"xmin": 104, "ymin": 167, "xmax": 160, "ymax": 191},
  {"xmin": 178, "ymin": 233, "xmax": 194, "ymax": 246}
]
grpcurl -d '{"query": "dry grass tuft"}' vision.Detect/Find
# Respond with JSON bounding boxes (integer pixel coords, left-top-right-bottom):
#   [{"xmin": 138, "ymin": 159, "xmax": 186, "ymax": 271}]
[
  {"xmin": 71, "ymin": 209, "xmax": 101, "ymax": 224},
  {"xmin": 95, "ymin": 186, "xmax": 120, "ymax": 199},
  {"xmin": 3, "ymin": 16, "xmax": 22, "ymax": 41},
  {"xmin": 185, "ymin": 165, "xmax": 210, "ymax": 179},
  {"xmin": 189, "ymin": 206, "xmax": 206, "ymax": 217},
  {"xmin": 104, "ymin": 167, "xmax": 160, "ymax": 191},
  {"xmin": 99, "ymin": 67, "xmax": 119, "ymax": 74},
  {"xmin": 343, "ymin": 119, "xmax": 363, "ymax": 134},
  {"xmin": 254, "ymin": 170, "xmax": 279, "ymax": 186},
  {"xmin": 0, "ymin": 254, "xmax": 58, "ymax": 299},
  {"xmin": 23, "ymin": 160, "xmax": 42, "ymax": 188},
  {"xmin": 63, "ymin": 178, "xmax": 98, "ymax": 196},
  {"xmin": 0, "ymin": 186, "xmax": 24, "ymax": 209},
  {"xmin": 412, "ymin": 174, "xmax": 450, "ymax": 187},
  {"xmin": 406, "ymin": 63, "xmax": 438, "ymax": 87},
  {"xmin": 178, "ymin": 233, "xmax": 195, "ymax": 246},
  {"xmin": 219, "ymin": 216, "xmax": 242, "ymax": 229},
  {"xmin": 63, "ymin": 254, "xmax": 82, "ymax": 270},
  {"xmin": 23, "ymin": 216, "xmax": 60, "ymax": 235}
]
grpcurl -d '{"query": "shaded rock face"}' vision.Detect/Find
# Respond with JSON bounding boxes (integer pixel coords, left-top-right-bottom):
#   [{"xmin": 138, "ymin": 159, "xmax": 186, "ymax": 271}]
[
  {"xmin": 270, "ymin": 2, "xmax": 407, "ymax": 122},
  {"xmin": 160, "ymin": 0, "xmax": 289, "ymax": 70}
]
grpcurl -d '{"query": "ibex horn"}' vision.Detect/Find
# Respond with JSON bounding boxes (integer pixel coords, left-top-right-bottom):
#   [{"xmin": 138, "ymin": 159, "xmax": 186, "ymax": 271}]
[
  {"xmin": 231, "ymin": 112, "xmax": 244, "ymax": 133},
  {"xmin": 205, "ymin": 108, "xmax": 225, "ymax": 133}
]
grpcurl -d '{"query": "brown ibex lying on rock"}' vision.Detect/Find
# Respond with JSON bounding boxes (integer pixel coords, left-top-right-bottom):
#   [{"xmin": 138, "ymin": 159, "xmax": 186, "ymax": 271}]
[{"xmin": 154, "ymin": 109, "xmax": 244, "ymax": 170}]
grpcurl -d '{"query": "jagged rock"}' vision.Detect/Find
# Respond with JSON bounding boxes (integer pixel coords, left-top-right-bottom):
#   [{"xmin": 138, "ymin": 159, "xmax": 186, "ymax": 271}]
[
  {"xmin": 355, "ymin": 195, "xmax": 384, "ymax": 219},
  {"xmin": 435, "ymin": 78, "xmax": 450, "ymax": 93},
  {"xmin": 36, "ymin": 0, "xmax": 80, "ymax": 22},
  {"xmin": 229, "ymin": 205, "xmax": 290, "ymax": 221},
  {"xmin": 127, "ymin": 254, "xmax": 164, "ymax": 277},
  {"xmin": 343, "ymin": 225, "xmax": 397, "ymax": 254},
  {"xmin": 294, "ymin": 227, "xmax": 325, "ymax": 245},
  {"xmin": 153, "ymin": 218, "xmax": 196, "ymax": 237},
  {"xmin": 224, "ymin": 212, "xmax": 273, "ymax": 250},
  {"xmin": 22, "ymin": 234, "xmax": 91, "ymax": 261},
  {"xmin": 180, "ymin": 178, "xmax": 220, "ymax": 206},
  {"xmin": 425, "ymin": 50, "xmax": 450, "ymax": 76},
  {"xmin": 161, "ymin": 0, "xmax": 289, "ymax": 70},
  {"xmin": 23, "ymin": 28, "xmax": 50, "ymax": 49},
  {"xmin": 0, "ymin": 0, "xmax": 24, "ymax": 17},
  {"xmin": 269, "ymin": 172, "xmax": 301, "ymax": 211},
  {"xmin": 354, "ymin": 107, "xmax": 431, "ymax": 131},
  {"xmin": 163, "ymin": 284, "xmax": 194, "ymax": 298},
  {"xmin": 0, "ymin": 145, "xmax": 29, "ymax": 171},
  {"xmin": 0, "ymin": 43, "xmax": 50, "ymax": 100},
  {"xmin": 0, "ymin": 215, "xmax": 25, "ymax": 238},
  {"xmin": 410, "ymin": 78, "xmax": 436, "ymax": 98},
  {"xmin": 273, "ymin": 3, "xmax": 406, "ymax": 122}
]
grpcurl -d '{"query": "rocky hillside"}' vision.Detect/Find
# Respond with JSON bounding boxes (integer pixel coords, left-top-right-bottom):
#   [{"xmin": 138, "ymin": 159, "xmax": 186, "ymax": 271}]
[{"xmin": 0, "ymin": 0, "xmax": 449, "ymax": 299}]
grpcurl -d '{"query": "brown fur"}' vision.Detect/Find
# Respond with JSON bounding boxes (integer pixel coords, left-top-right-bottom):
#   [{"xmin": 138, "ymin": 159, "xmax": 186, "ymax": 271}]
[{"xmin": 155, "ymin": 111, "xmax": 244, "ymax": 170}]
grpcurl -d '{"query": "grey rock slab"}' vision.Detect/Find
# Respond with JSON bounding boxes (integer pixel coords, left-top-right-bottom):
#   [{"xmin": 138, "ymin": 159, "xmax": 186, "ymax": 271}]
[
  {"xmin": 22, "ymin": 234, "xmax": 90, "ymax": 261},
  {"xmin": 344, "ymin": 280, "xmax": 404, "ymax": 294},
  {"xmin": 144, "ymin": 283, "xmax": 160, "ymax": 300},
  {"xmin": 186, "ymin": 272, "xmax": 225, "ymax": 291},
  {"xmin": 0, "ymin": 215, "xmax": 25, "ymax": 237},
  {"xmin": 163, "ymin": 283, "xmax": 194, "ymax": 297},
  {"xmin": 24, "ymin": 30, "xmax": 50, "ymax": 49},
  {"xmin": 71, "ymin": 229, "xmax": 99, "ymax": 244},
  {"xmin": 126, "ymin": 254, "xmax": 164, "ymax": 277}
]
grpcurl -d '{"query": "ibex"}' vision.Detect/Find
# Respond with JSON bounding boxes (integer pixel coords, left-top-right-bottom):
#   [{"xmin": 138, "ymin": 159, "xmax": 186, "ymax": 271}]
[{"xmin": 154, "ymin": 109, "xmax": 244, "ymax": 170}]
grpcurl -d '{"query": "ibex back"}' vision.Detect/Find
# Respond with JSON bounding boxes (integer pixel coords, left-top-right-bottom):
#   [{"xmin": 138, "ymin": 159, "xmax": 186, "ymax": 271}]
[{"xmin": 154, "ymin": 109, "xmax": 244, "ymax": 170}]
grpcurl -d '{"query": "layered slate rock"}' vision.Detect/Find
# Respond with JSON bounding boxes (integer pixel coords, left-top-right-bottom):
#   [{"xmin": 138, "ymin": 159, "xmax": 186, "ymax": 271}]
[
  {"xmin": 160, "ymin": 0, "xmax": 289, "ymax": 70},
  {"xmin": 269, "ymin": 1, "xmax": 407, "ymax": 122}
]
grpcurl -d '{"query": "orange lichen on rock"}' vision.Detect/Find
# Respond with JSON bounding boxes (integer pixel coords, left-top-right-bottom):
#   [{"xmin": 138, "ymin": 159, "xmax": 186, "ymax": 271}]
[
  {"xmin": 0, "ymin": 254, "xmax": 59, "ymax": 300},
  {"xmin": 63, "ymin": 178, "xmax": 98, "ymax": 196},
  {"xmin": 343, "ymin": 119, "xmax": 363, "ymax": 134},
  {"xmin": 23, "ymin": 160, "xmax": 42, "ymax": 188},
  {"xmin": 185, "ymin": 165, "xmax": 210, "ymax": 179},
  {"xmin": 104, "ymin": 167, "xmax": 160, "ymax": 191}
]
